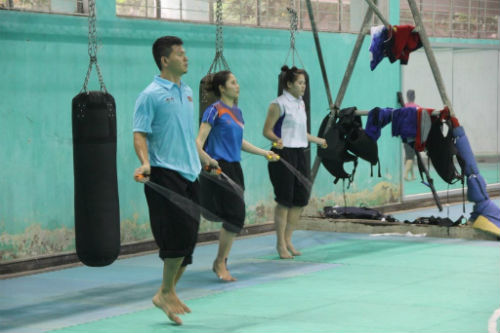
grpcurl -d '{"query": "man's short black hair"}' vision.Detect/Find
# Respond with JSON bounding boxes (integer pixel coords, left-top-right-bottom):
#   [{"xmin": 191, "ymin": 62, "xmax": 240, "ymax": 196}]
[{"xmin": 152, "ymin": 36, "xmax": 183, "ymax": 70}]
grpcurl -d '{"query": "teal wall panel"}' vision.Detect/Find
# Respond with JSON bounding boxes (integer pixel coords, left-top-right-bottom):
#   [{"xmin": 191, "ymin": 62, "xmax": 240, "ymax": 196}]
[{"xmin": 0, "ymin": 1, "xmax": 404, "ymax": 261}]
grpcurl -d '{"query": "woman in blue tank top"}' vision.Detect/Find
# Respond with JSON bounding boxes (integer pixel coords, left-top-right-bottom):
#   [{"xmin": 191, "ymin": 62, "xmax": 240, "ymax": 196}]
[{"xmin": 196, "ymin": 70, "xmax": 279, "ymax": 281}]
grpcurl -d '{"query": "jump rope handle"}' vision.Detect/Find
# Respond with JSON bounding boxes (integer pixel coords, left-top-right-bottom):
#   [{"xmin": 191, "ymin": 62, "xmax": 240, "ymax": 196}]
[
  {"xmin": 267, "ymin": 153, "xmax": 280, "ymax": 161},
  {"xmin": 272, "ymin": 142, "xmax": 283, "ymax": 149},
  {"xmin": 204, "ymin": 165, "xmax": 222, "ymax": 175},
  {"xmin": 134, "ymin": 173, "xmax": 149, "ymax": 182}
]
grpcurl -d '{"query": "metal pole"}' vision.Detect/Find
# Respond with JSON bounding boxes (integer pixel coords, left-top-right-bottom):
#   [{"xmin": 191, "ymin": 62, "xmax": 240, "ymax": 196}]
[
  {"xmin": 364, "ymin": 0, "xmax": 390, "ymax": 27},
  {"xmin": 339, "ymin": 0, "xmax": 342, "ymax": 31},
  {"xmin": 449, "ymin": 0, "xmax": 454, "ymax": 37},
  {"xmin": 256, "ymin": 0, "xmax": 261, "ymax": 26},
  {"xmin": 156, "ymin": 0, "xmax": 161, "ymax": 19},
  {"xmin": 432, "ymin": 0, "xmax": 435, "ymax": 36},
  {"xmin": 209, "ymin": 0, "xmax": 214, "ymax": 23},
  {"xmin": 467, "ymin": 0, "xmax": 471, "ymax": 38},
  {"xmin": 346, "ymin": 109, "xmax": 445, "ymax": 116},
  {"xmin": 304, "ymin": 0, "xmax": 335, "ymax": 111},
  {"xmin": 407, "ymin": 0, "xmax": 454, "ymax": 116},
  {"xmin": 310, "ymin": 5, "xmax": 375, "ymax": 183},
  {"xmin": 334, "ymin": 6, "xmax": 374, "ymax": 111}
]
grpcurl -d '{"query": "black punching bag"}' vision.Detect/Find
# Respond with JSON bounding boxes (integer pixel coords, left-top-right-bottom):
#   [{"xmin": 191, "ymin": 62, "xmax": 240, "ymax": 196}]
[
  {"xmin": 278, "ymin": 69, "xmax": 311, "ymax": 168},
  {"xmin": 199, "ymin": 74, "xmax": 217, "ymax": 123},
  {"xmin": 72, "ymin": 91, "xmax": 120, "ymax": 266},
  {"xmin": 198, "ymin": 74, "xmax": 221, "ymax": 221}
]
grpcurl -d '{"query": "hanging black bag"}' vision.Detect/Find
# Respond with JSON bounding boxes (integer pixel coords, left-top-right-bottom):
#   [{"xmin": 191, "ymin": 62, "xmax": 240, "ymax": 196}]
[
  {"xmin": 198, "ymin": 1, "xmax": 231, "ymax": 222},
  {"xmin": 72, "ymin": 1, "xmax": 120, "ymax": 266},
  {"xmin": 317, "ymin": 110, "xmax": 358, "ymax": 184},
  {"xmin": 426, "ymin": 117, "xmax": 464, "ymax": 184}
]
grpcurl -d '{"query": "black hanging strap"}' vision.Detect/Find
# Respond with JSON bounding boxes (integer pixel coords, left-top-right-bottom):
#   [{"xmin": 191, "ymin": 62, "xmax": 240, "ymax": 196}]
[{"xmin": 414, "ymin": 145, "xmax": 443, "ymax": 211}]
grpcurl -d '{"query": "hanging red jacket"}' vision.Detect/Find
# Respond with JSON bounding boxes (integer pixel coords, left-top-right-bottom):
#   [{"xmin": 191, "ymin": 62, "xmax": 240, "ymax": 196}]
[{"xmin": 385, "ymin": 25, "xmax": 422, "ymax": 65}]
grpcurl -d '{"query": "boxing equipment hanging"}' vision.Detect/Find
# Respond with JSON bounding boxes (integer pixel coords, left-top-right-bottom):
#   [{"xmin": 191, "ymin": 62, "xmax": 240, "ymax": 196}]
[
  {"xmin": 199, "ymin": 0, "xmax": 231, "ymax": 221},
  {"xmin": 278, "ymin": 5, "xmax": 311, "ymax": 169},
  {"xmin": 72, "ymin": 0, "xmax": 120, "ymax": 267}
]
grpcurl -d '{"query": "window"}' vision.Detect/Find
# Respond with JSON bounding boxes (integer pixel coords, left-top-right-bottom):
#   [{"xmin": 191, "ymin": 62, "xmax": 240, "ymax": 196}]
[
  {"xmin": 115, "ymin": 0, "xmax": 382, "ymax": 33},
  {"xmin": 116, "ymin": 0, "xmax": 210, "ymax": 22},
  {"xmin": 0, "ymin": 0, "xmax": 88, "ymax": 15},
  {"xmin": 400, "ymin": 0, "xmax": 499, "ymax": 39}
]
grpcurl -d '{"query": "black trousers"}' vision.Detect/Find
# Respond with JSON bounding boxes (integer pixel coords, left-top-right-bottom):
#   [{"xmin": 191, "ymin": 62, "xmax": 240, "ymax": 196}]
[{"xmin": 145, "ymin": 167, "xmax": 200, "ymax": 266}]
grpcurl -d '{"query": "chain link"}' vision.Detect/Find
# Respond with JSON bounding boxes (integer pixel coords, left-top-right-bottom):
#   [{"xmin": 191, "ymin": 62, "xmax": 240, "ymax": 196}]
[
  {"xmin": 81, "ymin": 0, "xmax": 107, "ymax": 93},
  {"xmin": 283, "ymin": 0, "xmax": 304, "ymax": 67},
  {"xmin": 208, "ymin": 0, "xmax": 229, "ymax": 74},
  {"xmin": 215, "ymin": 0, "xmax": 223, "ymax": 55},
  {"xmin": 287, "ymin": 0, "xmax": 298, "ymax": 52}
]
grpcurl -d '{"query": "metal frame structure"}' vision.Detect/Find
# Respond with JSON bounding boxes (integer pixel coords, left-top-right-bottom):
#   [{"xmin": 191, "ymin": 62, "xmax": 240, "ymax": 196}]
[{"xmin": 306, "ymin": 0, "xmax": 457, "ymax": 184}]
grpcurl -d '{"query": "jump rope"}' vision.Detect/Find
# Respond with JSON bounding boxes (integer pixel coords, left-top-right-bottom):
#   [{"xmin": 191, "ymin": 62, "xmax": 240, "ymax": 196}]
[
  {"xmin": 135, "ymin": 173, "xmax": 232, "ymax": 225},
  {"xmin": 135, "ymin": 142, "xmax": 315, "ymax": 218}
]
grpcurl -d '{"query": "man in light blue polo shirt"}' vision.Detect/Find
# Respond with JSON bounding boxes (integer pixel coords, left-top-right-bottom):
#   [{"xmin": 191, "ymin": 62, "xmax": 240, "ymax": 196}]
[{"xmin": 133, "ymin": 36, "xmax": 202, "ymax": 325}]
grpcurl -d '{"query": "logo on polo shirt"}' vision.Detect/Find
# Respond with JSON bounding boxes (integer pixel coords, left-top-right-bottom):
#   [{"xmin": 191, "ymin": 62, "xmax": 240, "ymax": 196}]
[
  {"xmin": 187, "ymin": 96, "xmax": 193, "ymax": 102},
  {"xmin": 165, "ymin": 97, "xmax": 175, "ymax": 103}
]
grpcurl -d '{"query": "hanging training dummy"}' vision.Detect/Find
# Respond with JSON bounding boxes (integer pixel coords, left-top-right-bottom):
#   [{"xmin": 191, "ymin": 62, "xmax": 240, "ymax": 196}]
[
  {"xmin": 454, "ymin": 123, "xmax": 500, "ymax": 234},
  {"xmin": 198, "ymin": 0, "xmax": 233, "ymax": 221},
  {"xmin": 72, "ymin": 1, "xmax": 120, "ymax": 266},
  {"xmin": 198, "ymin": 72, "xmax": 222, "ymax": 222}
]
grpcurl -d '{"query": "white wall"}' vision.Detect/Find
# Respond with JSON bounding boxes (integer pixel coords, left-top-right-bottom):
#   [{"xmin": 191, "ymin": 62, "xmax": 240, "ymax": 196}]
[{"xmin": 402, "ymin": 47, "xmax": 500, "ymax": 155}]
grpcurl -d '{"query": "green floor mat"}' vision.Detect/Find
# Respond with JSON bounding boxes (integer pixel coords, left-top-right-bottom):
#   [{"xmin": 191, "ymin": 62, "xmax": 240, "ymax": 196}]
[{"xmin": 50, "ymin": 237, "xmax": 499, "ymax": 333}]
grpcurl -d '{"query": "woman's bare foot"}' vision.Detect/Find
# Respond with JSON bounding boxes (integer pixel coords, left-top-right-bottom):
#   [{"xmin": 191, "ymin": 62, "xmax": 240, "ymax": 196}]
[
  {"xmin": 212, "ymin": 259, "xmax": 236, "ymax": 282},
  {"xmin": 152, "ymin": 291, "xmax": 186, "ymax": 325},
  {"xmin": 287, "ymin": 244, "xmax": 302, "ymax": 256},
  {"xmin": 277, "ymin": 246, "xmax": 294, "ymax": 259}
]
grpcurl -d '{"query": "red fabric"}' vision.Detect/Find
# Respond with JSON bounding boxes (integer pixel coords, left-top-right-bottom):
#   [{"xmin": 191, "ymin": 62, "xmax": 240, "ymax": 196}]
[
  {"xmin": 415, "ymin": 108, "xmax": 434, "ymax": 152},
  {"xmin": 439, "ymin": 106, "xmax": 460, "ymax": 128},
  {"xmin": 391, "ymin": 25, "xmax": 422, "ymax": 64}
]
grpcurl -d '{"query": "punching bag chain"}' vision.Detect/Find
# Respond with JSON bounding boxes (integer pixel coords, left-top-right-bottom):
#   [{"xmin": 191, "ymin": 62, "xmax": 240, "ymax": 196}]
[
  {"xmin": 81, "ymin": 0, "xmax": 107, "ymax": 94},
  {"xmin": 208, "ymin": 0, "xmax": 229, "ymax": 74},
  {"xmin": 287, "ymin": 3, "xmax": 297, "ymax": 53},
  {"xmin": 215, "ymin": 0, "xmax": 224, "ymax": 56},
  {"xmin": 284, "ymin": 0, "xmax": 304, "ymax": 68}
]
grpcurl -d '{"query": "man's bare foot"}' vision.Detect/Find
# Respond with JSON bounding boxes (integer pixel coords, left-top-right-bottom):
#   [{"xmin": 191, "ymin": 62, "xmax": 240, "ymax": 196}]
[
  {"xmin": 179, "ymin": 300, "xmax": 191, "ymax": 313},
  {"xmin": 287, "ymin": 244, "xmax": 302, "ymax": 256},
  {"xmin": 152, "ymin": 291, "xmax": 186, "ymax": 325},
  {"xmin": 277, "ymin": 246, "xmax": 293, "ymax": 259},
  {"xmin": 212, "ymin": 259, "xmax": 237, "ymax": 282}
]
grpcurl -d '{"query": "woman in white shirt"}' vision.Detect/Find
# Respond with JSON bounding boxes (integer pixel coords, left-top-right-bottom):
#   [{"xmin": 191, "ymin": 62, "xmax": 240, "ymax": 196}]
[{"xmin": 263, "ymin": 66, "xmax": 326, "ymax": 259}]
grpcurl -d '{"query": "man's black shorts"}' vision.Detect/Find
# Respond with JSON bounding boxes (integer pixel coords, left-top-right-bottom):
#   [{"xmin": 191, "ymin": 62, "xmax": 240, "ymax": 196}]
[{"xmin": 145, "ymin": 167, "xmax": 200, "ymax": 266}]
